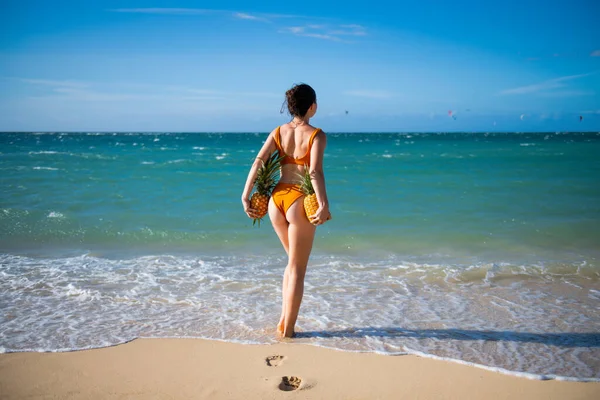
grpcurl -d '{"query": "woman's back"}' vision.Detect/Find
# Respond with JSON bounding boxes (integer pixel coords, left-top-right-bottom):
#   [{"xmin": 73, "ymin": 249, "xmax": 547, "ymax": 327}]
[{"xmin": 276, "ymin": 123, "xmax": 321, "ymax": 183}]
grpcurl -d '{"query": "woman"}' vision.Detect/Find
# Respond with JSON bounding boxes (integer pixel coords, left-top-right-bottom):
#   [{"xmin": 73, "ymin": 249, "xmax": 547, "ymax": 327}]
[{"xmin": 241, "ymin": 83, "xmax": 331, "ymax": 338}]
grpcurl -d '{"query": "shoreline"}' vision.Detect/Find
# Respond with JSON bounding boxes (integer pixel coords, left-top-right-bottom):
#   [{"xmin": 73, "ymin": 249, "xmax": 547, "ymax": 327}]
[
  {"xmin": 1, "ymin": 338, "xmax": 598, "ymax": 400},
  {"xmin": 3, "ymin": 336, "xmax": 598, "ymax": 383}
]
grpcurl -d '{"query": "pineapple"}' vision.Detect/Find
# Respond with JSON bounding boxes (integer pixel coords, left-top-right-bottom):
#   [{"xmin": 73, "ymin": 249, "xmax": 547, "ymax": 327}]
[
  {"xmin": 250, "ymin": 152, "xmax": 283, "ymax": 226},
  {"xmin": 298, "ymin": 166, "xmax": 319, "ymax": 222}
]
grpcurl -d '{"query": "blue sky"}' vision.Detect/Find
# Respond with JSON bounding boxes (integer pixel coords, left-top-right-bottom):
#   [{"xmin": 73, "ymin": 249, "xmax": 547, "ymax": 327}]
[{"xmin": 1, "ymin": 0, "xmax": 599, "ymax": 132}]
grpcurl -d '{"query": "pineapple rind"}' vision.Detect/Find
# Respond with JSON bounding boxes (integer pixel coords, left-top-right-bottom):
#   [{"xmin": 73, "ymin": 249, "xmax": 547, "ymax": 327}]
[{"xmin": 297, "ymin": 165, "xmax": 320, "ymax": 221}]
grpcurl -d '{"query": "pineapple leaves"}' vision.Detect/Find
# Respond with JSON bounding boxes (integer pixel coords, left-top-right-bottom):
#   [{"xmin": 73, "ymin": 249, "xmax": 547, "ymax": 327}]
[{"xmin": 250, "ymin": 152, "xmax": 284, "ymax": 227}]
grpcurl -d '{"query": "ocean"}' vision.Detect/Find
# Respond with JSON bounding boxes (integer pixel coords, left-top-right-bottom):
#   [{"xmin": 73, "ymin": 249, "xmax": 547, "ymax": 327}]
[{"xmin": 1, "ymin": 131, "xmax": 599, "ymax": 381}]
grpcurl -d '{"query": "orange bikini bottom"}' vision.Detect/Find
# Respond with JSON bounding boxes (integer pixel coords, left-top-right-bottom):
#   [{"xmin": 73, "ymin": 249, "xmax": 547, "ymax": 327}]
[{"xmin": 271, "ymin": 182, "xmax": 304, "ymax": 216}]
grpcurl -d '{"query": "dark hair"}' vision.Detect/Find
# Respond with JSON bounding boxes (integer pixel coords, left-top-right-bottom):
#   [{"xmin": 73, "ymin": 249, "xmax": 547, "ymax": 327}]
[{"xmin": 281, "ymin": 83, "xmax": 316, "ymax": 117}]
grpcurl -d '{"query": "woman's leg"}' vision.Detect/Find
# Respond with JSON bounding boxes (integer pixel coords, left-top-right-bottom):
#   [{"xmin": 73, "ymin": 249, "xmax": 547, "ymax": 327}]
[
  {"xmin": 268, "ymin": 200, "xmax": 289, "ymax": 334},
  {"xmin": 282, "ymin": 198, "xmax": 317, "ymax": 337}
]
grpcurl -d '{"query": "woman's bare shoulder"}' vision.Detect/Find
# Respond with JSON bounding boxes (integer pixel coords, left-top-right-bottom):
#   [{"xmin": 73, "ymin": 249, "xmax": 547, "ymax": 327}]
[
  {"xmin": 314, "ymin": 127, "xmax": 326, "ymax": 139},
  {"xmin": 279, "ymin": 122, "xmax": 294, "ymax": 130}
]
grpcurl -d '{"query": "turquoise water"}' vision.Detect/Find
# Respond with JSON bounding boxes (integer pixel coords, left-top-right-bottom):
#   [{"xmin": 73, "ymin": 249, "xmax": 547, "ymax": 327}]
[
  {"xmin": 1, "ymin": 131, "xmax": 599, "ymax": 260},
  {"xmin": 1, "ymin": 131, "xmax": 599, "ymax": 380}
]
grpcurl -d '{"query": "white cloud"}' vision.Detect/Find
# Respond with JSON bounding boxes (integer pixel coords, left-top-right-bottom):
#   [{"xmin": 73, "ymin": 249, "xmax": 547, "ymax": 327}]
[
  {"xmin": 110, "ymin": 8, "xmax": 302, "ymax": 21},
  {"xmin": 233, "ymin": 12, "xmax": 269, "ymax": 22},
  {"xmin": 109, "ymin": 8, "xmax": 361, "ymax": 39},
  {"xmin": 344, "ymin": 90, "xmax": 392, "ymax": 99},
  {"xmin": 281, "ymin": 23, "xmax": 367, "ymax": 42},
  {"xmin": 500, "ymin": 72, "xmax": 594, "ymax": 95},
  {"xmin": 302, "ymin": 33, "xmax": 341, "ymax": 41},
  {"xmin": 109, "ymin": 8, "xmax": 214, "ymax": 15},
  {"xmin": 590, "ymin": 50, "xmax": 600, "ymax": 57},
  {"xmin": 18, "ymin": 78, "xmax": 279, "ymax": 102},
  {"xmin": 328, "ymin": 29, "xmax": 367, "ymax": 36},
  {"xmin": 50, "ymin": 88, "xmax": 160, "ymax": 102},
  {"xmin": 234, "ymin": 12, "xmax": 259, "ymax": 20},
  {"xmin": 28, "ymin": 89, "xmax": 224, "ymax": 103},
  {"xmin": 287, "ymin": 27, "xmax": 305, "ymax": 34},
  {"xmin": 20, "ymin": 78, "xmax": 89, "ymax": 88},
  {"xmin": 328, "ymin": 25, "xmax": 367, "ymax": 36},
  {"xmin": 341, "ymin": 24, "xmax": 364, "ymax": 29}
]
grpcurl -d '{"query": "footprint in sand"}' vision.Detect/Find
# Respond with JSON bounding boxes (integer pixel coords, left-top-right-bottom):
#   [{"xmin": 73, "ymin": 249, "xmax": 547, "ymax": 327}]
[
  {"xmin": 279, "ymin": 376, "xmax": 302, "ymax": 391},
  {"xmin": 265, "ymin": 355, "xmax": 284, "ymax": 367}
]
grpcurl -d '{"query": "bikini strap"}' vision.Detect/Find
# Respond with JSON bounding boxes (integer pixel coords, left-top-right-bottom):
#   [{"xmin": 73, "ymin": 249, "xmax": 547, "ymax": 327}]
[
  {"xmin": 308, "ymin": 128, "xmax": 321, "ymax": 148},
  {"xmin": 273, "ymin": 126, "xmax": 282, "ymax": 151}
]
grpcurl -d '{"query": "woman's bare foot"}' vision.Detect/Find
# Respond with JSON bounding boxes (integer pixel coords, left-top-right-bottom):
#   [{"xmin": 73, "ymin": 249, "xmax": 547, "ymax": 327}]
[
  {"xmin": 277, "ymin": 319, "xmax": 285, "ymax": 335},
  {"xmin": 282, "ymin": 329, "xmax": 295, "ymax": 338}
]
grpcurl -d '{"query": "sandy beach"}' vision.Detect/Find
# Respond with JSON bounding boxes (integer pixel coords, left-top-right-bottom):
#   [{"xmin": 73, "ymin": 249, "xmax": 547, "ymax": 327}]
[{"xmin": 1, "ymin": 338, "xmax": 598, "ymax": 400}]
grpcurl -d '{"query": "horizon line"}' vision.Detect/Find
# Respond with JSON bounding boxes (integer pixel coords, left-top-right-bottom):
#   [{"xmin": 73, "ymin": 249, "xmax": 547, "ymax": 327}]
[{"xmin": 1, "ymin": 130, "xmax": 599, "ymax": 134}]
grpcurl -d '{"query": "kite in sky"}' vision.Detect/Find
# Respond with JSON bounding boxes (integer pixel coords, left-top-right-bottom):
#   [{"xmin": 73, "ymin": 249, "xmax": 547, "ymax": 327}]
[
  {"xmin": 580, "ymin": 115, "xmax": 583, "ymax": 122},
  {"xmin": 448, "ymin": 110, "xmax": 457, "ymax": 120}
]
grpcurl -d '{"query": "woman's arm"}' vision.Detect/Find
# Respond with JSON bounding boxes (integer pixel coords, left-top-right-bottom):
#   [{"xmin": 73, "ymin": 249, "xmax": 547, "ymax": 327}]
[
  {"xmin": 308, "ymin": 131, "xmax": 330, "ymax": 225},
  {"xmin": 241, "ymin": 129, "xmax": 277, "ymax": 218}
]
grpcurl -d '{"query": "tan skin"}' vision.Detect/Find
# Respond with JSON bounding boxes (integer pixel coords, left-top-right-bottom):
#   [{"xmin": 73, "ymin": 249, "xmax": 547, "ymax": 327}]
[{"xmin": 241, "ymin": 102, "xmax": 331, "ymax": 338}]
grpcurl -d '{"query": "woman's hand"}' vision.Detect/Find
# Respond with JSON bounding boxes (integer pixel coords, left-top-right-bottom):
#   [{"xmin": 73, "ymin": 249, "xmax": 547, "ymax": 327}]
[
  {"xmin": 242, "ymin": 197, "xmax": 261, "ymax": 219},
  {"xmin": 309, "ymin": 205, "xmax": 332, "ymax": 226}
]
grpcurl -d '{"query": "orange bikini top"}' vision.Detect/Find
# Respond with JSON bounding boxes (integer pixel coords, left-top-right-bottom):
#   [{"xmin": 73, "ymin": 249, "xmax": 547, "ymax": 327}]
[{"xmin": 274, "ymin": 126, "xmax": 321, "ymax": 166}]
